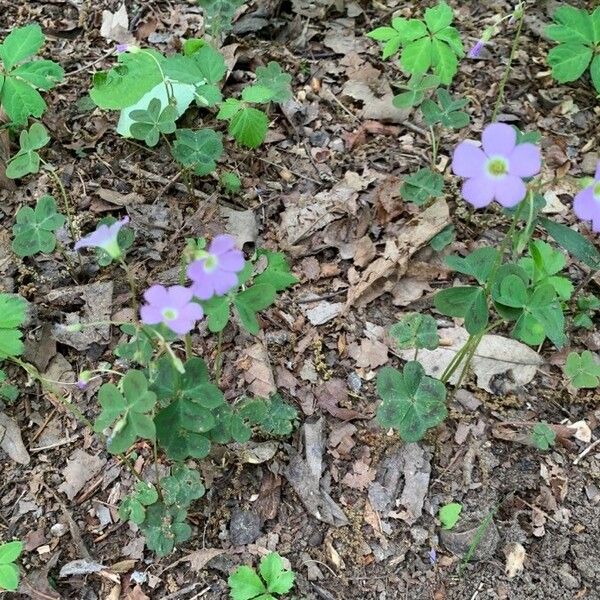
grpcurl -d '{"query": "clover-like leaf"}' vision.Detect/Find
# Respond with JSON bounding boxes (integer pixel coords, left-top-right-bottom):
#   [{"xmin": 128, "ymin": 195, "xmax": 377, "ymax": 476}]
[
  {"xmin": 445, "ymin": 247, "xmax": 500, "ymax": 285},
  {"xmin": 162, "ymin": 464, "xmax": 205, "ymax": 508},
  {"xmin": 0, "ymin": 540, "xmax": 23, "ymax": 592},
  {"xmin": 393, "ymin": 73, "xmax": 440, "ymax": 109},
  {"xmin": 421, "ymin": 88, "xmax": 469, "ymax": 128},
  {"xmin": 400, "ymin": 167, "xmax": 443, "ymax": 205},
  {"xmin": 390, "ymin": 313, "xmax": 439, "ymax": 351},
  {"xmin": 129, "ymin": 98, "xmax": 178, "ymax": 147},
  {"xmin": 228, "ymin": 552, "xmax": 295, "ymax": 600},
  {"xmin": 240, "ymin": 394, "xmax": 298, "ymax": 437},
  {"xmin": 94, "ymin": 370, "xmax": 157, "ymax": 454},
  {"xmin": 198, "ymin": 0, "xmax": 245, "ymax": 37},
  {"xmin": 261, "ymin": 552, "xmax": 295, "ymax": 595},
  {"xmin": 430, "ymin": 224, "xmax": 455, "ymax": 252},
  {"xmin": 114, "ymin": 324, "xmax": 155, "ymax": 367},
  {"xmin": 12, "ymin": 195, "xmax": 65, "ymax": 257},
  {"xmin": 6, "ymin": 122, "xmax": 50, "ymax": 179},
  {"xmin": 376, "ymin": 361, "xmax": 447, "ymax": 442},
  {"xmin": 434, "ymin": 286, "xmax": 489, "ymax": 335},
  {"xmin": 118, "ymin": 481, "xmax": 159, "ymax": 525},
  {"xmin": 531, "ymin": 422, "xmax": 556, "ymax": 451},
  {"xmin": 0, "ymin": 294, "xmax": 27, "ymax": 359},
  {"xmin": 253, "ymin": 249, "xmax": 298, "ymax": 292},
  {"xmin": 519, "ymin": 240, "xmax": 573, "ymax": 300},
  {"xmin": 438, "ymin": 502, "xmax": 462, "ymax": 530},
  {"xmin": 141, "ymin": 502, "xmax": 191, "ymax": 557},
  {"xmin": 565, "ymin": 351, "xmax": 600, "ymax": 389},
  {"xmin": 172, "ymin": 128, "xmax": 223, "ymax": 176},
  {"xmin": 243, "ymin": 61, "xmax": 292, "ymax": 104},
  {"xmin": 234, "ymin": 283, "xmax": 277, "ymax": 334}
]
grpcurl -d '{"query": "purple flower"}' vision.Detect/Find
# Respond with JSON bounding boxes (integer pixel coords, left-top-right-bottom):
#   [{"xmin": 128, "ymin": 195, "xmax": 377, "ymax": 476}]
[
  {"xmin": 428, "ymin": 548, "xmax": 437, "ymax": 565},
  {"xmin": 187, "ymin": 235, "xmax": 245, "ymax": 300},
  {"xmin": 74, "ymin": 217, "xmax": 129, "ymax": 259},
  {"xmin": 573, "ymin": 162, "xmax": 600, "ymax": 233},
  {"xmin": 468, "ymin": 40, "xmax": 485, "ymax": 58},
  {"xmin": 115, "ymin": 44, "xmax": 129, "ymax": 53},
  {"xmin": 140, "ymin": 285, "xmax": 204, "ymax": 335},
  {"xmin": 77, "ymin": 370, "xmax": 92, "ymax": 390},
  {"xmin": 452, "ymin": 123, "xmax": 541, "ymax": 209}
]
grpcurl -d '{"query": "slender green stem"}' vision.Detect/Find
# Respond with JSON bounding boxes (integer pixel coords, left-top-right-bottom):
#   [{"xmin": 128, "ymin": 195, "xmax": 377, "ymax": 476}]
[
  {"xmin": 119, "ymin": 258, "xmax": 139, "ymax": 318},
  {"xmin": 215, "ymin": 329, "xmax": 224, "ymax": 382},
  {"xmin": 152, "ymin": 434, "xmax": 163, "ymax": 500},
  {"xmin": 41, "ymin": 160, "xmax": 76, "ymax": 241},
  {"xmin": 491, "ymin": 6, "xmax": 526, "ymax": 122}
]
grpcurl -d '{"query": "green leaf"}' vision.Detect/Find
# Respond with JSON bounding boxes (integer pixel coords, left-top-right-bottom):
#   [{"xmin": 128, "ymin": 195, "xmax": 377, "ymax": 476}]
[
  {"xmin": 198, "ymin": 0, "xmax": 245, "ymax": 37},
  {"xmin": 90, "ymin": 51, "xmax": 164, "ymax": 110},
  {"xmin": 435, "ymin": 26, "xmax": 463, "ymax": 57},
  {"xmin": 431, "ymin": 38, "xmax": 458, "ymax": 85},
  {"xmin": 392, "ymin": 73, "xmax": 440, "ymax": 109},
  {"xmin": 434, "ymin": 286, "xmax": 488, "ymax": 334},
  {"xmin": 421, "ymin": 88, "xmax": 469, "ymax": 128},
  {"xmin": 119, "ymin": 481, "xmax": 158, "ymax": 525},
  {"xmin": 425, "ymin": 1, "xmax": 454, "ymax": 34},
  {"xmin": 438, "ymin": 502, "xmax": 462, "ymax": 530},
  {"xmin": 564, "ymin": 351, "xmax": 600, "ymax": 389},
  {"xmin": 217, "ymin": 97, "xmax": 243, "ymax": 119},
  {"xmin": 94, "ymin": 371, "xmax": 157, "ymax": 454},
  {"xmin": 430, "ymin": 224, "xmax": 455, "ymax": 252},
  {"xmin": 0, "ymin": 563, "xmax": 19, "ymax": 591},
  {"xmin": 220, "ymin": 171, "xmax": 242, "ymax": 193},
  {"xmin": 141, "ymin": 502, "xmax": 191, "ymax": 557},
  {"xmin": 251, "ymin": 62, "xmax": 292, "ymax": 103},
  {"xmin": 531, "ymin": 422, "xmax": 556, "ymax": 451},
  {"xmin": 389, "ymin": 313, "xmax": 439, "ymax": 351},
  {"xmin": 229, "ymin": 566, "xmax": 268, "ymax": 600},
  {"xmin": 253, "ymin": 250, "xmax": 298, "ymax": 291},
  {"xmin": 172, "ymin": 128, "xmax": 223, "ymax": 176},
  {"xmin": 6, "ymin": 122, "xmax": 50, "ymax": 178},
  {"xmin": 401, "ymin": 37, "xmax": 432, "ymax": 75},
  {"xmin": 234, "ymin": 284, "xmax": 277, "ymax": 334},
  {"xmin": 0, "ymin": 24, "xmax": 44, "ymax": 69},
  {"xmin": 162, "ymin": 464, "xmax": 205, "ymax": 508},
  {"xmin": 546, "ymin": 6, "xmax": 595, "ymax": 45},
  {"xmin": 377, "ymin": 362, "xmax": 447, "ymax": 442},
  {"xmin": 539, "ymin": 217, "xmax": 600, "ymax": 270},
  {"xmin": 547, "ymin": 43, "xmax": 593, "ymax": 83},
  {"xmin": 445, "ymin": 247, "xmax": 499, "ymax": 285},
  {"xmin": 192, "ymin": 44, "xmax": 227, "ymax": 84},
  {"xmin": 155, "ymin": 399, "xmax": 213, "ymax": 460},
  {"xmin": 400, "ymin": 167, "xmax": 443, "ymax": 205},
  {"xmin": 590, "ymin": 54, "xmax": 600, "ymax": 94},
  {"xmin": 261, "ymin": 552, "xmax": 295, "ymax": 595},
  {"xmin": 12, "ymin": 195, "xmax": 65, "ymax": 257},
  {"xmin": 129, "ymin": 97, "xmax": 178, "ymax": 147},
  {"xmin": 0, "ymin": 541, "xmax": 23, "ymax": 564},
  {"xmin": 201, "ymin": 294, "xmax": 231, "ymax": 333},
  {"xmin": 114, "ymin": 324, "xmax": 155, "ymax": 366},
  {"xmin": 228, "ymin": 107, "xmax": 269, "ymax": 149},
  {"xmin": 1, "ymin": 76, "xmax": 46, "ymax": 125},
  {"xmin": 241, "ymin": 394, "xmax": 298, "ymax": 437},
  {"xmin": 12, "ymin": 60, "xmax": 64, "ymax": 90},
  {"xmin": 0, "ymin": 294, "xmax": 26, "ymax": 359}
]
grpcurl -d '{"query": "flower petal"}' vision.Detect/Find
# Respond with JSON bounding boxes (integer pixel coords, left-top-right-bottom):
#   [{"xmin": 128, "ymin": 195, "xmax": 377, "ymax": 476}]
[
  {"xmin": 213, "ymin": 271, "xmax": 238, "ymax": 295},
  {"xmin": 167, "ymin": 285, "xmax": 193, "ymax": 308},
  {"xmin": 574, "ymin": 187, "xmax": 598, "ymax": 222},
  {"xmin": 144, "ymin": 284, "xmax": 169, "ymax": 306},
  {"xmin": 219, "ymin": 249, "xmax": 245, "ymax": 272},
  {"xmin": 595, "ymin": 161, "xmax": 600, "ymax": 181},
  {"xmin": 166, "ymin": 316, "xmax": 195, "ymax": 335},
  {"xmin": 482, "ymin": 123, "xmax": 516, "ymax": 157},
  {"xmin": 452, "ymin": 142, "xmax": 487, "ymax": 178},
  {"xmin": 494, "ymin": 175, "xmax": 527, "ymax": 208},
  {"xmin": 140, "ymin": 305, "xmax": 163, "ymax": 325},
  {"xmin": 209, "ymin": 234, "xmax": 237, "ymax": 256},
  {"xmin": 508, "ymin": 143, "xmax": 541, "ymax": 178},
  {"xmin": 181, "ymin": 303, "xmax": 204, "ymax": 322},
  {"xmin": 461, "ymin": 177, "xmax": 495, "ymax": 208}
]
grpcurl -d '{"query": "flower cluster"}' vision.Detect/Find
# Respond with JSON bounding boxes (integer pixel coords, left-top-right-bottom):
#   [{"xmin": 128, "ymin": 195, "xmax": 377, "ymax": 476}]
[{"xmin": 74, "ymin": 223, "xmax": 244, "ymax": 336}]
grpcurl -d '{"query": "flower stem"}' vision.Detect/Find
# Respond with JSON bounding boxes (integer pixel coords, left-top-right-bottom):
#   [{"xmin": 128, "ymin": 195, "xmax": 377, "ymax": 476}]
[
  {"xmin": 430, "ymin": 126, "xmax": 439, "ymax": 167},
  {"xmin": 214, "ymin": 329, "xmax": 224, "ymax": 382},
  {"xmin": 491, "ymin": 5, "xmax": 526, "ymax": 122},
  {"xmin": 119, "ymin": 258, "xmax": 139, "ymax": 318},
  {"xmin": 41, "ymin": 160, "xmax": 77, "ymax": 244}
]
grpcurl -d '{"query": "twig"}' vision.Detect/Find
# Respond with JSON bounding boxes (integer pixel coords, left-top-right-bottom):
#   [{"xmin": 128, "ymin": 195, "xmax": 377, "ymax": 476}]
[{"xmin": 574, "ymin": 438, "xmax": 600, "ymax": 465}]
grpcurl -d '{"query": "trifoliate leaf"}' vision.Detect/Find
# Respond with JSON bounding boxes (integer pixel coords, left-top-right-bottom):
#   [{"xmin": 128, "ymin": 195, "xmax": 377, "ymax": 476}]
[
  {"xmin": 171, "ymin": 128, "xmax": 223, "ymax": 176},
  {"xmin": 531, "ymin": 422, "xmax": 556, "ymax": 450},
  {"xmin": 400, "ymin": 167, "xmax": 443, "ymax": 205},
  {"xmin": 0, "ymin": 294, "xmax": 27, "ymax": 359},
  {"xmin": 228, "ymin": 107, "xmax": 269, "ymax": 148},
  {"xmin": 438, "ymin": 502, "xmax": 462, "ymax": 529},
  {"xmin": 389, "ymin": 313, "xmax": 439, "ymax": 351},
  {"xmin": 565, "ymin": 351, "xmax": 600, "ymax": 389},
  {"xmin": 6, "ymin": 122, "xmax": 49, "ymax": 178},
  {"xmin": 12, "ymin": 195, "xmax": 65, "ymax": 257},
  {"xmin": 129, "ymin": 97, "xmax": 178, "ymax": 147}
]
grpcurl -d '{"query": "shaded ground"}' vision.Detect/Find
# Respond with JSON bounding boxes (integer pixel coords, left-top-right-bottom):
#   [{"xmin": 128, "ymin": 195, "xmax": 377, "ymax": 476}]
[{"xmin": 1, "ymin": 0, "xmax": 600, "ymax": 599}]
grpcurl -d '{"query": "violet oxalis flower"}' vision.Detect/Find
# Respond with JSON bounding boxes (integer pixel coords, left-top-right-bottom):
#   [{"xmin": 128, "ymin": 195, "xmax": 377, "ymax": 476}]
[
  {"xmin": 140, "ymin": 285, "xmax": 204, "ymax": 335},
  {"xmin": 115, "ymin": 43, "xmax": 129, "ymax": 53},
  {"xmin": 187, "ymin": 235, "xmax": 245, "ymax": 300},
  {"xmin": 573, "ymin": 162, "xmax": 600, "ymax": 233},
  {"xmin": 468, "ymin": 40, "xmax": 485, "ymax": 58},
  {"xmin": 77, "ymin": 370, "xmax": 91, "ymax": 390},
  {"xmin": 452, "ymin": 123, "xmax": 541, "ymax": 208},
  {"xmin": 74, "ymin": 217, "xmax": 129, "ymax": 259}
]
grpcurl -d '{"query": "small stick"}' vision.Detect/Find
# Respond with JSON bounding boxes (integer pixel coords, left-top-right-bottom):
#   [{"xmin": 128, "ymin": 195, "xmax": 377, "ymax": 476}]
[{"xmin": 574, "ymin": 438, "xmax": 600, "ymax": 465}]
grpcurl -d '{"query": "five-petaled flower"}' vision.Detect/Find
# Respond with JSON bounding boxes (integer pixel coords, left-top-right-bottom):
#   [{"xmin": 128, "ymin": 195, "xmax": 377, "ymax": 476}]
[
  {"xmin": 74, "ymin": 216, "xmax": 130, "ymax": 259},
  {"xmin": 452, "ymin": 123, "xmax": 541, "ymax": 208},
  {"xmin": 187, "ymin": 235, "xmax": 245, "ymax": 300},
  {"xmin": 140, "ymin": 285, "xmax": 204, "ymax": 335},
  {"xmin": 573, "ymin": 162, "xmax": 600, "ymax": 233}
]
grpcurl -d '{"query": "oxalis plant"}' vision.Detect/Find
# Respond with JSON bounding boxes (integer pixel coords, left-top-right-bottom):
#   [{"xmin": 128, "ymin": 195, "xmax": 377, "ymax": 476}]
[
  {"xmin": 3, "ymin": 215, "xmax": 298, "ymax": 556},
  {"xmin": 89, "ymin": 39, "xmax": 292, "ymax": 192},
  {"xmin": 372, "ymin": 1, "xmax": 600, "ymax": 446}
]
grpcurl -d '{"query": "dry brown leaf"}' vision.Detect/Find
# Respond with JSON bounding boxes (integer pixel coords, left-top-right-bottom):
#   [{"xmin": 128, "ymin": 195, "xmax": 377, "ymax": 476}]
[
  {"xmin": 0, "ymin": 412, "xmax": 30, "ymax": 464},
  {"xmin": 342, "ymin": 460, "xmax": 376, "ymax": 491},
  {"xmin": 348, "ymin": 338, "xmax": 389, "ymax": 370},
  {"xmin": 100, "ymin": 4, "xmax": 135, "ymax": 44},
  {"xmin": 316, "ymin": 378, "xmax": 365, "ymax": 421},
  {"xmin": 346, "ymin": 198, "xmax": 449, "ymax": 307},
  {"xmin": 239, "ymin": 342, "xmax": 277, "ymax": 398},
  {"xmin": 185, "ymin": 548, "xmax": 224, "ymax": 573},
  {"xmin": 58, "ymin": 450, "xmax": 106, "ymax": 500}
]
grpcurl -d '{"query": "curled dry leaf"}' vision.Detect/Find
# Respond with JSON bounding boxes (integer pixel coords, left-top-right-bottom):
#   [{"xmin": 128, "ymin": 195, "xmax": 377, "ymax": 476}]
[
  {"xmin": 238, "ymin": 342, "xmax": 277, "ymax": 398},
  {"xmin": 0, "ymin": 412, "xmax": 30, "ymax": 464}
]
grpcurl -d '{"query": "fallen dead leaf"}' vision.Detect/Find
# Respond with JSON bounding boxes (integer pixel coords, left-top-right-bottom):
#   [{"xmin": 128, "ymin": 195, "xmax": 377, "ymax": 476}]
[
  {"xmin": 58, "ymin": 449, "xmax": 107, "ymax": 501},
  {"xmin": 303, "ymin": 300, "xmax": 344, "ymax": 326},
  {"xmin": 342, "ymin": 459, "xmax": 376, "ymax": 491},
  {"xmin": 238, "ymin": 342, "xmax": 277, "ymax": 398},
  {"xmin": 100, "ymin": 4, "xmax": 135, "ymax": 44},
  {"xmin": 504, "ymin": 542, "xmax": 526, "ymax": 578},
  {"xmin": 316, "ymin": 378, "xmax": 365, "ymax": 421},
  {"xmin": 220, "ymin": 206, "xmax": 259, "ymax": 246},
  {"xmin": 398, "ymin": 327, "xmax": 543, "ymax": 394},
  {"xmin": 0, "ymin": 412, "xmax": 30, "ymax": 464},
  {"xmin": 184, "ymin": 548, "xmax": 224, "ymax": 573},
  {"xmin": 348, "ymin": 338, "xmax": 389, "ymax": 370},
  {"xmin": 346, "ymin": 199, "xmax": 449, "ymax": 307}
]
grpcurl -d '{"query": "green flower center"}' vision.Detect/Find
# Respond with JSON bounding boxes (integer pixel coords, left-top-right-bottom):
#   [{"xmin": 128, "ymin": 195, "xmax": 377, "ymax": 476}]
[
  {"xmin": 594, "ymin": 181, "xmax": 600, "ymax": 200},
  {"xmin": 487, "ymin": 157, "xmax": 509, "ymax": 178},
  {"xmin": 162, "ymin": 308, "xmax": 178, "ymax": 321},
  {"xmin": 203, "ymin": 254, "xmax": 219, "ymax": 272},
  {"xmin": 101, "ymin": 238, "xmax": 122, "ymax": 260}
]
